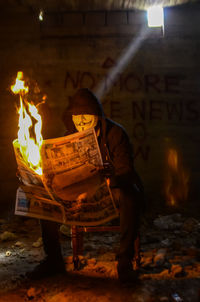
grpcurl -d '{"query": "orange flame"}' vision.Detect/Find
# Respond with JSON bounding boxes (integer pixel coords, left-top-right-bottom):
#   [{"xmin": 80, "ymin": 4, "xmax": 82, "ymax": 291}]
[
  {"xmin": 11, "ymin": 72, "xmax": 43, "ymax": 175},
  {"xmin": 165, "ymin": 148, "xmax": 189, "ymax": 206}
]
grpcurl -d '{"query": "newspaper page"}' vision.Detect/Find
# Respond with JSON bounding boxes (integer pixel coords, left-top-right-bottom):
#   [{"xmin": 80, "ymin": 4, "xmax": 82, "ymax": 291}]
[
  {"xmin": 15, "ymin": 179, "xmax": 118, "ymax": 226},
  {"xmin": 15, "ymin": 185, "xmax": 66, "ymax": 224},
  {"xmin": 41, "ymin": 128, "xmax": 103, "ymax": 201},
  {"xmin": 13, "ymin": 128, "xmax": 118, "ymax": 225},
  {"xmin": 13, "ymin": 139, "xmax": 43, "ymax": 187}
]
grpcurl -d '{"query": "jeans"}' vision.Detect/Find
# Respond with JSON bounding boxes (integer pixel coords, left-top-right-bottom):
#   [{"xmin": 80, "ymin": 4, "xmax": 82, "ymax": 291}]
[{"xmin": 111, "ymin": 187, "xmax": 141, "ymax": 261}]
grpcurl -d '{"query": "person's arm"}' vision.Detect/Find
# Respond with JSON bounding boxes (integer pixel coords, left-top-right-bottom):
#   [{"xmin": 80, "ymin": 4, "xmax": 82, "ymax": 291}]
[{"xmin": 108, "ymin": 126, "xmax": 144, "ymax": 193}]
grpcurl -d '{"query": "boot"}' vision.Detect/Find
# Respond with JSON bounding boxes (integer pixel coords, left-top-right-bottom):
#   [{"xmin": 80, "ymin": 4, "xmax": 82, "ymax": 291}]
[
  {"xmin": 26, "ymin": 255, "xmax": 66, "ymax": 280},
  {"xmin": 117, "ymin": 258, "xmax": 139, "ymax": 285}
]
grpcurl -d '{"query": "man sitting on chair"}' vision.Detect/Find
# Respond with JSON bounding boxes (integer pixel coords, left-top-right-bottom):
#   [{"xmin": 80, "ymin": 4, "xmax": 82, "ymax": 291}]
[{"xmin": 29, "ymin": 88, "xmax": 145, "ymax": 284}]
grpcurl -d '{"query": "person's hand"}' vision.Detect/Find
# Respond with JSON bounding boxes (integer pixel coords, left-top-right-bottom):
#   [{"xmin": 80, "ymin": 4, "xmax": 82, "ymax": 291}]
[
  {"xmin": 16, "ymin": 169, "xmax": 22, "ymax": 183},
  {"xmin": 98, "ymin": 162, "xmax": 114, "ymax": 178}
]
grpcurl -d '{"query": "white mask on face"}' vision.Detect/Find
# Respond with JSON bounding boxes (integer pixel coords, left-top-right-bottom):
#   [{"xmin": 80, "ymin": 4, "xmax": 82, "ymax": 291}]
[{"xmin": 72, "ymin": 114, "xmax": 98, "ymax": 132}]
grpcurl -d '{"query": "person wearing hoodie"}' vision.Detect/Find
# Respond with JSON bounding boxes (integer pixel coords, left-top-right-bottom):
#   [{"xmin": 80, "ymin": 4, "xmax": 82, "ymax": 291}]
[{"xmin": 29, "ymin": 88, "xmax": 145, "ymax": 284}]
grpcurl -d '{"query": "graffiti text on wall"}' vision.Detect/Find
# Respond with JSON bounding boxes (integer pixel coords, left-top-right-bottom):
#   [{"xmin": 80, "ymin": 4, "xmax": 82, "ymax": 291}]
[
  {"xmin": 64, "ymin": 69, "xmax": 198, "ymax": 162},
  {"xmin": 64, "ymin": 71, "xmax": 183, "ymax": 94}
]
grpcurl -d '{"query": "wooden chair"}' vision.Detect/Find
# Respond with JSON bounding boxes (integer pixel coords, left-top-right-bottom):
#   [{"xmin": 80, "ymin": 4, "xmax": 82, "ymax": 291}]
[{"xmin": 71, "ymin": 225, "xmax": 141, "ymax": 270}]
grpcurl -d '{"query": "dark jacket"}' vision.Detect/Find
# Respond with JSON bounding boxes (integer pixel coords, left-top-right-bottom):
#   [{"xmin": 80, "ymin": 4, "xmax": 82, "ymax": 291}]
[{"xmin": 62, "ymin": 88, "xmax": 144, "ymax": 196}]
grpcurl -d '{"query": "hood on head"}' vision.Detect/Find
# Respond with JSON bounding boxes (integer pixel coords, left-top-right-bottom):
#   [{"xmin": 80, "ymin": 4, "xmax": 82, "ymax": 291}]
[{"xmin": 67, "ymin": 88, "xmax": 104, "ymax": 116}]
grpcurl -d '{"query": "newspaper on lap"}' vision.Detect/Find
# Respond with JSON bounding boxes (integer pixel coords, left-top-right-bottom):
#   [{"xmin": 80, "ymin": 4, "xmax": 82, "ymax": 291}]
[{"xmin": 13, "ymin": 128, "xmax": 118, "ymax": 226}]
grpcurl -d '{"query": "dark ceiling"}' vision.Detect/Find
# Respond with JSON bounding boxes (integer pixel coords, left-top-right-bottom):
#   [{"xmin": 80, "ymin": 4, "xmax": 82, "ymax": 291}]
[{"xmin": 2, "ymin": 0, "xmax": 200, "ymax": 12}]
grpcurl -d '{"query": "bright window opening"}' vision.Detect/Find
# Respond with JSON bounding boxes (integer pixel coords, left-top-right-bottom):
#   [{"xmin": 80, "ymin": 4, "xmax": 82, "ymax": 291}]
[{"xmin": 147, "ymin": 6, "xmax": 164, "ymax": 27}]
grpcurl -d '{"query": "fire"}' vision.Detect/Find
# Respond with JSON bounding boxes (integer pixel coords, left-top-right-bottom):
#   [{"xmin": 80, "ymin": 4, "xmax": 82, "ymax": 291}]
[
  {"xmin": 165, "ymin": 148, "xmax": 189, "ymax": 206},
  {"xmin": 11, "ymin": 72, "xmax": 43, "ymax": 175}
]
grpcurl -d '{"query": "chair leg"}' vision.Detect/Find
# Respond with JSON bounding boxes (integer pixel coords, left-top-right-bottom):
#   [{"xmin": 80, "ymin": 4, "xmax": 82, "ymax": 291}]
[
  {"xmin": 133, "ymin": 235, "xmax": 141, "ymax": 270},
  {"xmin": 71, "ymin": 226, "xmax": 83, "ymax": 270},
  {"xmin": 71, "ymin": 227, "xmax": 141, "ymax": 271}
]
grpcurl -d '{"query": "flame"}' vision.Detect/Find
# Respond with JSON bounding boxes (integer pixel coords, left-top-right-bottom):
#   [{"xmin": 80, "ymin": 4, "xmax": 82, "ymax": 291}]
[
  {"xmin": 11, "ymin": 71, "xmax": 29, "ymax": 94},
  {"xmin": 165, "ymin": 148, "xmax": 189, "ymax": 206},
  {"xmin": 11, "ymin": 72, "xmax": 43, "ymax": 175}
]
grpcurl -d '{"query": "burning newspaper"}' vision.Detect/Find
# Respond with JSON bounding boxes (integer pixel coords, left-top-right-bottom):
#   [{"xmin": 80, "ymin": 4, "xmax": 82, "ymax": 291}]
[{"xmin": 13, "ymin": 128, "xmax": 118, "ymax": 226}]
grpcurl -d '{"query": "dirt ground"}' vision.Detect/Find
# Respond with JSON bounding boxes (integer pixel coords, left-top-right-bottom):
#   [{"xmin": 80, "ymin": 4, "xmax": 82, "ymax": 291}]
[{"xmin": 0, "ymin": 213, "xmax": 200, "ymax": 302}]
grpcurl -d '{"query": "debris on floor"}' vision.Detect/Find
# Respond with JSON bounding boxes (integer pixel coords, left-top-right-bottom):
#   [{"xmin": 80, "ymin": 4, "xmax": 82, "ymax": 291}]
[{"xmin": 0, "ymin": 213, "xmax": 199, "ymax": 302}]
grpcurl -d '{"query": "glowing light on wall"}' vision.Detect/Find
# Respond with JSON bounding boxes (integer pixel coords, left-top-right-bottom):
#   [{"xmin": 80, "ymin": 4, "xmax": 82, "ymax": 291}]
[
  {"xmin": 39, "ymin": 9, "xmax": 44, "ymax": 21},
  {"xmin": 147, "ymin": 6, "xmax": 164, "ymax": 27}
]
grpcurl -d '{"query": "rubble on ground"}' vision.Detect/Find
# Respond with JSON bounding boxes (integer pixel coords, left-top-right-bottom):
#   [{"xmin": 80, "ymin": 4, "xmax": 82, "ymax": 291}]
[{"xmin": 0, "ymin": 213, "xmax": 199, "ymax": 302}]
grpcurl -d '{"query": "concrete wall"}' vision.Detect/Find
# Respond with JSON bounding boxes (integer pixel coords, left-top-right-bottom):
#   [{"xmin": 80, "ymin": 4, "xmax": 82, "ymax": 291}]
[{"xmin": 0, "ymin": 3, "xmax": 200, "ymax": 216}]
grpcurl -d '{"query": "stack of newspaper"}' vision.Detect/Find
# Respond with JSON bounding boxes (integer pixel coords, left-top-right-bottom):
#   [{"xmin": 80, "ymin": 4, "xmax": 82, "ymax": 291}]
[{"xmin": 13, "ymin": 128, "xmax": 118, "ymax": 226}]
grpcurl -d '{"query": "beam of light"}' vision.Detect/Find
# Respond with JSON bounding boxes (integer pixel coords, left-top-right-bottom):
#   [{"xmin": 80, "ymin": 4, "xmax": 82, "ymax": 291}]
[
  {"xmin": 147, "ymin": 6, "xmax": 164, "ymax": 27},
  {"xmin": 95, "ymin": 26, "xmax": 149, "ymax": 99}
]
